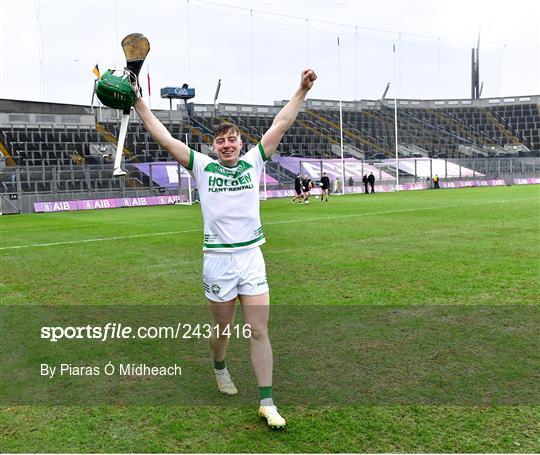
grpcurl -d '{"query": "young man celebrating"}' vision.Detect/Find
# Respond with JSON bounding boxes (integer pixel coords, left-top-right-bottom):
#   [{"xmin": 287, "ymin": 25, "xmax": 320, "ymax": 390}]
[{"xmin": 133, "ymin": 69, "xmax": 317, "ymax": 429}]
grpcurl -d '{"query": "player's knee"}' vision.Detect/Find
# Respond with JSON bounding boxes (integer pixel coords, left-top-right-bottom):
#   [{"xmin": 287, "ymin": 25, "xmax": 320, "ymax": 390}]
[{"xmin": 248, "ymin": 325, "xmax": 268, "ymax": 341}]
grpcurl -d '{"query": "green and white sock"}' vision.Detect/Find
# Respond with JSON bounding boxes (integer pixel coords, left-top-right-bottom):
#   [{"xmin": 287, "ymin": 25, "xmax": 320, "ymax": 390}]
[
  {"xmin": 259, "ymin": 386, "xmax": 274, "ymax": 406},
  {"xmin": 214, "ymin": 359, "xmax": 226, "ymax": 374}
]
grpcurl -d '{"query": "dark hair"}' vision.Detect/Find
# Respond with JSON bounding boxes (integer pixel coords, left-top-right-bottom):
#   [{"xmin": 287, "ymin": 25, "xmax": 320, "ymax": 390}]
[{"xmin": 213, "ymin": 123, "xmax": 242, "ymax": 139}]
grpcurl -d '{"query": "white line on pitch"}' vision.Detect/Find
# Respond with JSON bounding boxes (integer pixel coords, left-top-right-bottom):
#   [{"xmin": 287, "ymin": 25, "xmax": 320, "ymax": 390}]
[
  {"xmin": 0, "ymin": 198, "xmax": 536, "ymax": 251},
  {"xmin": 0, "ymin": 229, "xmax": 200, "ymax": 250}
]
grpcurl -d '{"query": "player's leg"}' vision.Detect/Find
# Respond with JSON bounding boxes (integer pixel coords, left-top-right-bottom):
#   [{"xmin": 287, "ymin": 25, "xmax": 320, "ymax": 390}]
[
  {"xmin": 239, "ymin": 293, "xmax": 286, "ymax": 428},
  {"xmin": 236, "ymin": 248, "xmax": 285, "ymax": 428},
  {"xmin": 203, "ymin": 252, "xmax": 239, "ymax": 395},
  {"xmin": 239, "ymin": 293, "xmax": 272, "ymax": 387},
  {"xmin": 208, "ymin": 298, "xmax": 236, "ymax": 365},
  {"xmin": 208, "ymin": 299, "xmax": 238, "ymax": 395}
]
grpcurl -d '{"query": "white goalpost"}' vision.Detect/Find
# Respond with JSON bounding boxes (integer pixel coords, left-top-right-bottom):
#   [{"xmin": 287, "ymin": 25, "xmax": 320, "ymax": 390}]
[
  {"xmin": 260, "ymin": 166, "xmax": 268, "ymax": 201},
  {"xmin": 175, "ymin": 166, "xmax": 193, "ymax": 205}
]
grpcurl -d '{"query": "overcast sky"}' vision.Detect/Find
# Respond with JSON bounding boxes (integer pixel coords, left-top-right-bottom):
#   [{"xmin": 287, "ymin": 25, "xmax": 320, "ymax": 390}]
[{"xmin": 0, "ymin": 0, "xmax": 538, "ymax": 110}]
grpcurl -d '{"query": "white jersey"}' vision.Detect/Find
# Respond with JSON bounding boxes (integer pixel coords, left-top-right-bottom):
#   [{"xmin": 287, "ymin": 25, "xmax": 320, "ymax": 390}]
[{"xmin": 186, "ymin": 143, "xmax": 268, "ymax": 252}]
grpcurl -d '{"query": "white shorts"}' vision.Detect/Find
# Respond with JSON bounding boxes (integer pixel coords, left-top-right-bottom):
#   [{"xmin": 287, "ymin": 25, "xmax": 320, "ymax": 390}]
[{"xmin": 202, "ymin": 247, "xmax": 269, "ymax": 302}]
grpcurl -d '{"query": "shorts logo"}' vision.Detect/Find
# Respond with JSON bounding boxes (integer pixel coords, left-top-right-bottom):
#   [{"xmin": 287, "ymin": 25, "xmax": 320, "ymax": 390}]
[{"xmin": 211, "ymin": 284, "xmax": 221, "ymax": 295}]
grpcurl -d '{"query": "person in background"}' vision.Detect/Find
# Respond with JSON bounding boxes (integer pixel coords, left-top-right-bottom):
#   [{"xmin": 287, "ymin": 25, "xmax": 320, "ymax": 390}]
[
  {"xmin": 368, "ymin": 172, "xmax": 375, "ymax": 193},
  {"xmin": 362, "ymin": 174, "xmax": 369, "ymax": 194},
  {"xmin": 302, "ymin": 174, "xmax": 313, "ymax": 204},
  {"xmin": 320, "ymin": 172, "xmax": 330, "ymax": 202},
  {"xmin": 292, "ymin": 174, "xmax": 304, "ymax": 203},
  {"xmin": 334, "ymin": 176, "xmax": 341, "ymax": 194}
]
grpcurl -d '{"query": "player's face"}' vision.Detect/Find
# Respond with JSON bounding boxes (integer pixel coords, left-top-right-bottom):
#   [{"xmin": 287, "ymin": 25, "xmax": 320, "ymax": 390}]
[{"xmin": 213, "ymin": 131, "xmax": 242, "ymax": 166}]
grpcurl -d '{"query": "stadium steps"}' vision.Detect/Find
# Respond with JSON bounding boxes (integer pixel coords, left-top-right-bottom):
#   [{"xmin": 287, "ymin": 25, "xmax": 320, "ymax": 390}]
[
  {"xmin": 307, "ymin": 109, "xmax": 385, "ymax": 156},
  {"xmin": 340, "ymin": 112, "xmax": 391, "ymax": 157},
  {"xmin": 0, "ymin": 141, "xmax": 16, "ymax": 166},
  {"xmin": 297, "ymin": 119, "xmax": 337, "ymax": 145},
  {"xmin": 360, "ymin": 110, "xmax": 406, "ymax": 156},
  {"xmin": 429, "ymin": 108, "xmax": 486, "ymax": 146},
  {"xmin": 190, "ymin": 116, "xmax": 214, "ymax": 137},
  {"xmin": 328, "ymin": 111, "xmax": 380, "ymax": 146},
  {"xmin": 220, "ymin": 116, "xmax": 261, "ymax": 147},
  {"xmin": 95, "ymin": 123, "xmax": 135, "ymax": 161},
  {"xmin": 265, "ymin": 158, "xmax": 295, "ymax": 183},
  {"xmin": 190, "ymin": 126, "xmax": 212, "ymax": 145},
  {"xmin": 378, "ymin": 107, "xmax": 462, "ymax": 158},
  {"xmin": 483, "ymin": 108, "xmax": 523, "ymax": 146},
  {"xmin": 491, "ymin": 104, "xmax": 537, "ymax": 152},
  {"xmin": 126, "ymin": 176, "xmax": 145, "ymax": 188},
  {"xmin": 381, "ymin": 108, "xmax": 446, "ymax": 153}
]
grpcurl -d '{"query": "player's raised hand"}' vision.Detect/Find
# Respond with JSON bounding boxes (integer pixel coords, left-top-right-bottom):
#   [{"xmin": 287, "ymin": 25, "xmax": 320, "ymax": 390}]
[
  {"xmin": 300, "ymin": 69, "xmax": 317, "ymax": 91},
  {"xmin": 129, "ymin": 71, "xmax": 142, "ymax": 98},
  {"xmin": 128, "ymin": 70, "xmax": 143, "ymax": 99}
]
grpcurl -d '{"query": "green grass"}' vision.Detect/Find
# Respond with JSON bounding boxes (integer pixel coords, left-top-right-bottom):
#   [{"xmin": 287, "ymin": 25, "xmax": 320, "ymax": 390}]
[
  {"xmin": 1, "ymin": 185, "xmax": 539, "ymax": 452},
  {"xmin": 1, "ymin": 405, "xmax": 538, "ymax": 453}
]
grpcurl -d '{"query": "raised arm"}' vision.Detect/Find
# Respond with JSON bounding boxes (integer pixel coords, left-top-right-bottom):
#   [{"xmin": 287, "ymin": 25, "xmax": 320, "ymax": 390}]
[
  {"xmin": 133, "ymin": 98, "xmax": 191, "ymax": 168},
  {"xmin": 261, "ymin": 69, "xmax": 317, "ymax": 158}
]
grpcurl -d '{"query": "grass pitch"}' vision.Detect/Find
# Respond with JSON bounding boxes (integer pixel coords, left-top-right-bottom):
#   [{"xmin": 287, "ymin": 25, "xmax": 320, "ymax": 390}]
[{"xmin": 1, "ymin": 185, "xmax": 539, "ymax": 452}]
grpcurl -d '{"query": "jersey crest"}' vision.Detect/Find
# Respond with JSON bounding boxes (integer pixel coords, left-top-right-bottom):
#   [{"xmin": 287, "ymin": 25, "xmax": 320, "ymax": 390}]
[{"xmin": 204, "ymin": 160, "xmax": 253, "ymax": 179}]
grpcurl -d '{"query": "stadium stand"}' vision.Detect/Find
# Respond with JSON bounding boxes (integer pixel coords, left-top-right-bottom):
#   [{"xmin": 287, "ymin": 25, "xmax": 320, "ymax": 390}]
[{"xmin": 0, "ymin": 96, "xmax": 538, "ymax": 204}]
